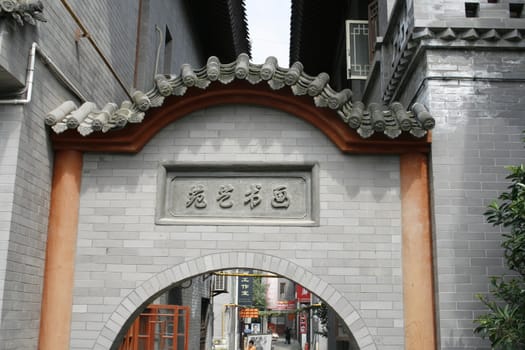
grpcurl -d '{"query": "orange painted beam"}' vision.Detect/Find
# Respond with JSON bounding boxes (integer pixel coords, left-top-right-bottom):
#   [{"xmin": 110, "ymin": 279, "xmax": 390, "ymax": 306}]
[
  {"xmin": 400, "ymin": 153, "xmax": 437, "ymax": 350},
  {"xmin": 39, "ymin": 150, "xmax": 83, "ymax": 350}
]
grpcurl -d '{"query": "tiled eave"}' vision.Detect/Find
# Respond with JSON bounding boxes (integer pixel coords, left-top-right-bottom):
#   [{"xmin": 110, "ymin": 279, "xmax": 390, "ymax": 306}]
[
  {"xmin": 289, "ymin": 0, "xmax": 348, "ymax": 76},
  {"xmin": 46, "ymin": 54, "xmax": 434, "ymax": 153},
  {"xmin": 185, "ymin": 0, "xmax": 251, "ymax": 60}
]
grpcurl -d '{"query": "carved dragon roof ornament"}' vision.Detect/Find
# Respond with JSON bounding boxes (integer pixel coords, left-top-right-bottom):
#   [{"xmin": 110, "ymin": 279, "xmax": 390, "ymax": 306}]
[
  {"xmin": 45, "ymin": 53, "xmax": 435, "ymax": 139},
  {"xmin": 0, "ymin": 0, "xmax": 46, "ymax": 26}
]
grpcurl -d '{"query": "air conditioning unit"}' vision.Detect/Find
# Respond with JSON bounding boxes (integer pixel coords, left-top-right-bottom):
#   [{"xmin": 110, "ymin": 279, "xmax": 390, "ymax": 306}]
[
  {"xmin": 345, "ymin": 20, "xmax": 370, "ymax": 80},
  {"xmin": 212, "ymin": 274, "xmax": 228, "ymax": 294}
]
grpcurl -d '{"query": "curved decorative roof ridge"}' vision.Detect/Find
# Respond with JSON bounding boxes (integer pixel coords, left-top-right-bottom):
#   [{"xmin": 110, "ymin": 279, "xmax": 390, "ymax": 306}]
[{"xmin": 45, "ymin": 53, "xmax": 435, "ymax": 139}]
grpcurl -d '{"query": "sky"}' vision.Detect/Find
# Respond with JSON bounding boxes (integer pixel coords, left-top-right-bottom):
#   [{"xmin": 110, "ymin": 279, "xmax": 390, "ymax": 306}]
[{"xmin": 245, "ymin": 0, "xmax": 291, "ymax": 67}]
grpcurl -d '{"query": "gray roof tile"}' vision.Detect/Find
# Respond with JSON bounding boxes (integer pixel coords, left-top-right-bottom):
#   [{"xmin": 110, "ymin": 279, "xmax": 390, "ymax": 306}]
[{"xmin": 45, "ymin": 54, "xmax": 435, "ymax": 139}]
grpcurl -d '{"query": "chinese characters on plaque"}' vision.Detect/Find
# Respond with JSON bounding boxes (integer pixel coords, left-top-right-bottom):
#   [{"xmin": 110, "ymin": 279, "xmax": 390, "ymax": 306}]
[
  {"xmin": 186, "ymin": 184, "xmax": 207, "ymax": 209},
  {"xmin": 167, "ymin": 176, "xmax": 308, "ymax": 221},
  {"xmin": 238, "ymin": 275, "xmax": 253, "ymax": 306},
  {"xmin": 157, "ymin": 164, "xmax": 318, "ymax": 225},
  {"xmin": 184, "ymin": 183, "xmax": 291, "ymax": 210}
]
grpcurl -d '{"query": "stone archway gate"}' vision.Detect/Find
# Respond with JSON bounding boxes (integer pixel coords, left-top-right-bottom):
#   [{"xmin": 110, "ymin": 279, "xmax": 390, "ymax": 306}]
[{"xmin": 40, "ymin": 55, "xmax": 436, "ymax": 350}]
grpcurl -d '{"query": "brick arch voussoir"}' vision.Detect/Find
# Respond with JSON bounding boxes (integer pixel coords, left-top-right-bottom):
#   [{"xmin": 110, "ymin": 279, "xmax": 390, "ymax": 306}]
[{"xmin": 94, "ymin": 251, "xmax": 376, "ymax": 350}]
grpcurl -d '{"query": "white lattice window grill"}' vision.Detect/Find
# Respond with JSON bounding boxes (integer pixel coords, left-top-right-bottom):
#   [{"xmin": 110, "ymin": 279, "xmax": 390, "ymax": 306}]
[{"xmin": 346, "ymin": 20, "xmax": 370, "ymax": 80}]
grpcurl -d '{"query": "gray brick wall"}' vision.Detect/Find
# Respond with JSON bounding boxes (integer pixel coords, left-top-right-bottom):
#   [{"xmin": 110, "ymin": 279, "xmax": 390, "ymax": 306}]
[
  {"xmin": 0, "ymin": 0, "xmax": 201, "ymax": 107},
  {"xmin": 37, "ymin": 0, "xmax": 139, "ymax": 104},
  {"xmin": 0, "ymin": 1, "xmax": 205, "ymax": 347},
  {"xmin": 134, "ymin": 0, "xmax": 204, "ymax": 91},
  {"xmin": 0, "ymin": 104, "xmax": 23, "ymax": 349},
  {"xmin": 383, "ymin": 5, "xmax": 525, "ymax": 347},
  {"xmin": 72, "ymin": 105, "xmax": 404, "ymax": 349},
  {"xmin": 0, "ymin": 20, "xmax": 34, "ymax": 91},
  {"xmin": 414, "ymin": 0, "xmax": 525, "ymax": 27},
  {"xmin": 180, "ymin": 278, "xmax": 209, "ymax": 349},
  {"xmin": 424, "ymin": 49, "xmax": 525, "ymax": 349},
  {"xmin": 0, "ymin": 59, "xmax": 72, "ymax": 349}
]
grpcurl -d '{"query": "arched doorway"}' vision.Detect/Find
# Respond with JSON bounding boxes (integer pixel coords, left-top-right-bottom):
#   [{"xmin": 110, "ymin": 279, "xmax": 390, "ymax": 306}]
[{"xmin": 96, "ymin": 252, "xmax": 372, "ymax": 350}]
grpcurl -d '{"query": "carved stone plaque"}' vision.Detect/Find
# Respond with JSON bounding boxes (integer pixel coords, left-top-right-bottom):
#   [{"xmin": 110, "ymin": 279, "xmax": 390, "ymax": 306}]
[{"xmin": 156, "ymin": 163, "xmax": 319, "ymax": 226}]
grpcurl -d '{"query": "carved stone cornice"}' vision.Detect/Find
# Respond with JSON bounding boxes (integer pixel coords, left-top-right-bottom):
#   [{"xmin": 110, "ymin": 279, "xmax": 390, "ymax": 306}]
[
  {"xmin": 382, "ymin": 25, "xmax": 525, "ymax": 104},
  {"xmin": 46, "ymin": 54, "xmax": 435, "ymax": 142},
  {"xmin": 0, "ymin": 0, "xmax": 46, "ymax": 26}
]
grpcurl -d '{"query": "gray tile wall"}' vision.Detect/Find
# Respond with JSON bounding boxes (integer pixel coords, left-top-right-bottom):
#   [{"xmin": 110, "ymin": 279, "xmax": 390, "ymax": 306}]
[
  {"xmin": 180, "ymin": 278, "xmax": 209, "ymax": 349},
  {"xmin": 425, "ymin": 49, "xmax": 525, "ymax": 349},
  {"xmin": 413, "ymin": 0, "xmax": 525, "ymax": 27},
  {"xmin": 134, "ymin": 0, "xmax": 204, "ymax": 91},
  {"xmin": 0, "ymin": 0, "xmax": 202, "ymax": 107},
  {"xmin": 0, "ymin": 105, "xmax": 23, "ymax": 348},
  {"xmin": 0, "ymin": 1, "xmax": 203, "ymax": 348},
  {"xmin": 72, "ymin": 105, "xmax": 404, "ymax": 349},
  {"xmin": 0, "ymin": 59, "xmax": 61, "ymax": 349}
]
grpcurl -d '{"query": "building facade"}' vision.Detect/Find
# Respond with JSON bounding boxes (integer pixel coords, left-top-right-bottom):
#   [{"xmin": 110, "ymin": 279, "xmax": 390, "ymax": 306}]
[{"xmin": 0, "ymin": 0, "xmax": 523, "ymax": 349}]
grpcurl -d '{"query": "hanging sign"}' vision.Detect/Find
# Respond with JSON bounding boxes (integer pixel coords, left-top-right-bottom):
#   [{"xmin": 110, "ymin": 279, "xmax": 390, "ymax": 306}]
[
  {"xmin": 238, "ymin": 276, "xmax": 253, "ymax": 306},
  {"xmin": 299, "ymin": 313, "xmax": 308, "ymax": 334},
  {"xmin": 296, "ymin": 285, "xmax": 311, "ymax": 303},
  {"xmin": 239, "ymin": 308, "xmax": 259, "ymax": 318}
]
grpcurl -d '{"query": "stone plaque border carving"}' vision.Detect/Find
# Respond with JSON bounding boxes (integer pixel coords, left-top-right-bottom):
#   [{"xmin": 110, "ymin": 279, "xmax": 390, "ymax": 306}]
[{"xmin": 156, "ymin": 162, "xmax": 319, "ymax": 226}]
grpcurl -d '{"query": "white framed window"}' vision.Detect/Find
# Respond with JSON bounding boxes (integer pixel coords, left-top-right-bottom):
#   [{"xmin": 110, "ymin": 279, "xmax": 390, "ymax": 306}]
[{"xmin": 346, "ymin": 20, "xmax": 370, "ymax": 80}]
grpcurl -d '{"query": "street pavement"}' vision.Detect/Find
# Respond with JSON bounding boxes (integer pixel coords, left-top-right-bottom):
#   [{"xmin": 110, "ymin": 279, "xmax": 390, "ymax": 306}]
[{"xmin": 271, "ymin": 338, "xmax": 302, "ymax": 350}]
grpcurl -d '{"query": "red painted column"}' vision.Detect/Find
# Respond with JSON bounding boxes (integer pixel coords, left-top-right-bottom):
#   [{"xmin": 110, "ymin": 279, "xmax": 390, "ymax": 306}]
[
  {"xmin": 400, "ymin": 153, "xmax": 437, "ymax": 350},
  {"xmin": 39, "ymin": 150, "xmax": 83, "ymax": 350}
]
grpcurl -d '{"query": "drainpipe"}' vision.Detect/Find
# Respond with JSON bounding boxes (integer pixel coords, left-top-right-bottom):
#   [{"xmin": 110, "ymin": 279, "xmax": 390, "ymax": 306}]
[
  {"xmin": 0, "ymin": 42, "xmax": 36, "ymax": 105},
  {"xmin": 0, "ymin": 42, "xmax": 88, "ymax": 105}
]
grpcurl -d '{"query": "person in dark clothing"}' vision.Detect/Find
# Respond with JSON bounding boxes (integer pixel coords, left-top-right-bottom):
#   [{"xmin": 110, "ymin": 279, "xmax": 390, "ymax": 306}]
[{"xmin": 285, "ymin": 327, "xmax": 291, "ymax": 344}]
